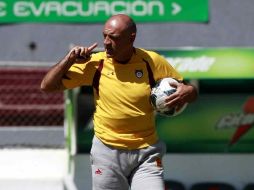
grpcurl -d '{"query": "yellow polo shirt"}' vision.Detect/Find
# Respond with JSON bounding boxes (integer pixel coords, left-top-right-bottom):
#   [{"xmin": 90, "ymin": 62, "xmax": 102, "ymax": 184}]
[{"xmin": 63, "ymin": 48, "xmax": 183, "ymax": 149}]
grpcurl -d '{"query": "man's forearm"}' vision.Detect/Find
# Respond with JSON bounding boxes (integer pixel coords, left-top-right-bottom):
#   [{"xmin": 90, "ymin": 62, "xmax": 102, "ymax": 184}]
[
  {"xmin": 40, "ymin": 56, "xmax": 73, "ymax": 93},
  {"xmin": 40, "ymin": 44, "xmax": 98, "ymax": 93}
]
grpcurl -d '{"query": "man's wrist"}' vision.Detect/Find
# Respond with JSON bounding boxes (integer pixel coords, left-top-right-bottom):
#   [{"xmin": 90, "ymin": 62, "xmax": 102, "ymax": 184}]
[{"xmin": 63, "ymin": 55, "xmax": 75, "ymax": 66}]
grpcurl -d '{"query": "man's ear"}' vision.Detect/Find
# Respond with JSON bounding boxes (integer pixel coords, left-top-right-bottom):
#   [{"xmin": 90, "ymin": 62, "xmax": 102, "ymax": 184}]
[{"xmin": 130, "ymin": 33, "xmax": 136, "ymax": 42}]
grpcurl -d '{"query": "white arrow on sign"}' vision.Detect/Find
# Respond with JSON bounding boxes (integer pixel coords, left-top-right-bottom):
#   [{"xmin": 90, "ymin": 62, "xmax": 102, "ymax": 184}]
[{"xmin": 171, "ymin": 2, "xmax": 182, "ymax": 15}]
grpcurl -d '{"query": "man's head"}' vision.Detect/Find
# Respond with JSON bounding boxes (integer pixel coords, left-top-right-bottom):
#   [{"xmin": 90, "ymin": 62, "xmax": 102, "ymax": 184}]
[{"xmin": 103, "ymin": 14, "xmax": 136, "ymax": 63}]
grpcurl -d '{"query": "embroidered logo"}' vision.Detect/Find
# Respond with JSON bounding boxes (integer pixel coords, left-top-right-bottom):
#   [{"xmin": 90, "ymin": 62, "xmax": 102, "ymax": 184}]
[
  {"xmin": 107, "ymin": 71, "xmax": 114, "ymax": 75},
  {"xmin": 95, "ymin": 169, "xmax": 102, "ymax": 175},
  {"xmin": 135, "ymin": 70, "xmax": 143, "ymax": 78}
]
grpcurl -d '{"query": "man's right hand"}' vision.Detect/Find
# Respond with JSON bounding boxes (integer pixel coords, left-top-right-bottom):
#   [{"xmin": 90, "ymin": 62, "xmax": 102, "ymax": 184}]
[{"xmin": 67, "ymin": 43, "xmax": 98, "ymax": 63}]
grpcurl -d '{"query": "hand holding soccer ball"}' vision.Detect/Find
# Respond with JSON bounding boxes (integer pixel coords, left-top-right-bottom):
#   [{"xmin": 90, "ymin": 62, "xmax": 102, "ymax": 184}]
[{"xmin": 150, "ymin": 77, "xmax": 188, "ymax": 117}]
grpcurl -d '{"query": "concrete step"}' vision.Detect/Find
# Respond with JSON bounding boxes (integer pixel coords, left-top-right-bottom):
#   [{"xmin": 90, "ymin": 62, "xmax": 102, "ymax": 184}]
[{"xmin": 0, "ymin": 149, "xmax": 68, "ymax": 190}]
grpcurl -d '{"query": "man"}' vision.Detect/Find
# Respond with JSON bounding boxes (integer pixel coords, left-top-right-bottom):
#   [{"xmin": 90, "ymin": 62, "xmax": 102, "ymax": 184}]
[{"xmin": 41, "ymin": 14, "xmax": 197, "ymax": 190}]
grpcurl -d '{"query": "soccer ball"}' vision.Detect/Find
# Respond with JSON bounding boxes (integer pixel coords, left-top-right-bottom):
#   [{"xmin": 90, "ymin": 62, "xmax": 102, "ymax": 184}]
[{"xmin": 150, "ymin": 77, "xmax": 187, "ymax": 117}]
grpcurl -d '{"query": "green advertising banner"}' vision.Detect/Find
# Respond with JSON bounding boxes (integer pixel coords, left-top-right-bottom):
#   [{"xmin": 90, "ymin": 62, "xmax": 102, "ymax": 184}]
[
  {"xmin": 157, "ymin": 48, "xmax": 254, "ymax": 79},
  {"xmin": 0, "ymin": 0, "xmax": 209, "ymax": 23},
  {"xmin": 157, "ymin": 95, "xmax": 254, "ymax": 153}
]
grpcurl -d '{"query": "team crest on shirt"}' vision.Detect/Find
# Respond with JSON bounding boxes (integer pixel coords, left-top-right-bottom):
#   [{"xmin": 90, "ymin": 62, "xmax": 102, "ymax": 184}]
[{"xmin": 135, "ymin": 70, "xmax": 143, "ymax": 78}]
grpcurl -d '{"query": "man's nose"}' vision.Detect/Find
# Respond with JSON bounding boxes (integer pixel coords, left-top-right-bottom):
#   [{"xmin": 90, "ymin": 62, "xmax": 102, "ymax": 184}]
[{"xmin": 104, "ymin": 36, "xmax": 111, "ymax": 45}]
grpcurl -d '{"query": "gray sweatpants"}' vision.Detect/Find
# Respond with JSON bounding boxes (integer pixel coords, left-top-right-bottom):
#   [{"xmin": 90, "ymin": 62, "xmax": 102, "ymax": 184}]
[{"xmin": 90, "ymin": 136, "xmax": 167, "ymax": 190}]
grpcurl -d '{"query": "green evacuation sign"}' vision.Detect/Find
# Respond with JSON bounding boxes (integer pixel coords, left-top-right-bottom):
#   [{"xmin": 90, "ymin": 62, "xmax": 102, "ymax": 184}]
[{"xmin": 0, "ymin": 0, "xmax": 209, "ymax": 23}]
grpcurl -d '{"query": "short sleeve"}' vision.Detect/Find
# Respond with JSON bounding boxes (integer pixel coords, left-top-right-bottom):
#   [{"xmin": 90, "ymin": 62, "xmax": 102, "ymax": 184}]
[{"xmin": 150, "ymin": 52, "xmax": 183, "ymax": 82}]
